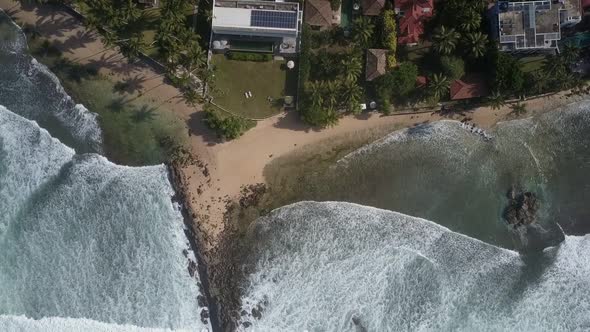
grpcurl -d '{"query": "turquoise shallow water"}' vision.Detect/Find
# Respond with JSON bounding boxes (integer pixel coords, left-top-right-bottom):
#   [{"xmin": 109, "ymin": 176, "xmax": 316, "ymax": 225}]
[{"xmin": 0, "ymin": 11, "xmax": 209, "ymax": 332}]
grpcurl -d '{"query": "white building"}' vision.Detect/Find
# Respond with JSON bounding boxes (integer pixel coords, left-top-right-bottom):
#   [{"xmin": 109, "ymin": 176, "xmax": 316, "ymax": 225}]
[
  {"xmin": 497, "ymin": 0, "xmax": 582, "ymax": 51},
  {"xmin": 211, "ymin": 0, "xmax": 303, "ymax": 54}
]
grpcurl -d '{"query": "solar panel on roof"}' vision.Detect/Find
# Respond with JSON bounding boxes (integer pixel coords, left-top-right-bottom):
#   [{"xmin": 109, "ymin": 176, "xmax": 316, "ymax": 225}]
[{"xmin": 251, "ymin": 10, "xmax": 297, "ymax": 29}]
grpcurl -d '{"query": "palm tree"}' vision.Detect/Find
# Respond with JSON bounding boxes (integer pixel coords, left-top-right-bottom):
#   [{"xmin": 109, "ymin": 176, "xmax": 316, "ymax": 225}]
[
  {"xmin": 466, "ymin": 32, "xmax": 487, "ymax": 58},
  {"xmin": 510, "ymin": 102, "xmax": 527, "ymax": 116},
  {"xmin": 341, "ymin": 79, "xmax": 363, "ymax": 114},
  {"xmin": 305, "ymin": 81, "xmax": 324, "ymax": 107},
  {"xmin": 542, "ymin": 54, "xmax": 566, "ymax": 78},
  {"xmin": 119, "ymin": 35, "xmax": 146, "ymax": 60},
  {"xmin": 341, "ymin": 55, "xmax": 362, "ymax": 83},
  {"xmin": 428, "ymin": 73, "xmax": 450, "ymax": 100},
  {"xmin": 432, "ymin": 26, "xmax": 460, "ymax": 55},
  {"xmin": 487, "ymin": 91, "xmax": 506, "ymax": 110},
  {"xmin": 352, "ymin": 17, "xmax": 375, "ymax": 47},
  {"xmin": 183, "ymin": 88, "xmax": 201, "ymax": 107},
  {"xmin": 323, "ymin": 80, "xmax": 340, "ymax": 109},
  {"xmin": 529, "ymin": 71, "xmax": 549, "ymax": 95},
  {"xmin": 560, "ymin": 43, "xmax": 580, "ymax": 66},
  {"xmin": 459, "ymin": 9, "xmax": 482, "ymax": 32}
]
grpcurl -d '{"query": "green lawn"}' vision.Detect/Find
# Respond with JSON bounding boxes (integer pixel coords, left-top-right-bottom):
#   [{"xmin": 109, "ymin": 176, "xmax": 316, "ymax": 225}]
[
  {"xmin": 211, "ymin": 54, "xmax": 296, "ymax": 119},
  {"xmin": 519, "ymin": 55, "xmax": 546, "ymax": 73}
]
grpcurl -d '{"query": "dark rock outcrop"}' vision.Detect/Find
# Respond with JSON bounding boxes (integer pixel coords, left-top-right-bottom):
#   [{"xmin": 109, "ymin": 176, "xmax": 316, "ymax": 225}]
[
  {"xmin": 503, "ymin": 187, "xmax": 540, "ymax": 228},
  {"xmin": 503, "ymin": 186, "xmax": 565, "ymax": 252}
]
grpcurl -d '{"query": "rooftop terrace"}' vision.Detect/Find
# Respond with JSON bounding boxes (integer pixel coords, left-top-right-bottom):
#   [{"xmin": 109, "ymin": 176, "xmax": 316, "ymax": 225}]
[{"xmin": 498, "ymin": 0, "xmax": 581, "ymax": 50}]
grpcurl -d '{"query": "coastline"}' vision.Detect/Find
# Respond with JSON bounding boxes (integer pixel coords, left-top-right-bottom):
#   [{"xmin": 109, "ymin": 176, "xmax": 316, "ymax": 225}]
[
  {"xmin": 167, "ymin": 163, "xmax": 220, "ymax": 331},
  {"xmin": 1, "ymin": 1, "xmax": 588, "ymax": 329}
]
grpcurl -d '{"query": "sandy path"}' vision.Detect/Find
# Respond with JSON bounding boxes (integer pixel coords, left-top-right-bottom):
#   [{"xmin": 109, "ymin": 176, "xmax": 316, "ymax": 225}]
[{"xmin": 1, "ymin": 1, "xmax": 576, "ymax": 250}]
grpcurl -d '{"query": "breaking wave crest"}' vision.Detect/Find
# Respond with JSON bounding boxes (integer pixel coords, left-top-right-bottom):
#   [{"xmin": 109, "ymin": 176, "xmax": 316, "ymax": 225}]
[
  {"xmin": 238, "ymin": 201, "xmax": 590, "ymax": 331},
  {"xmin": 0, "ymin": 10, "xmax": 102, "ymax": 152},
  {"xmin": 0, "ymin": 106, "xmax": 210, "ymax": 331}
]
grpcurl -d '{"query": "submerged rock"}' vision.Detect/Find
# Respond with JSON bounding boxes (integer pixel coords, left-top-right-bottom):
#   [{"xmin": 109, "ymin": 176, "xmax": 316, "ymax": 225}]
[
  {"xmin": 503, "ymin": 186, "xmax": 565, "ymax": 252},
  {"xmin": 503, "ymin": 187, "xmax": 540, "ymax": 228}
]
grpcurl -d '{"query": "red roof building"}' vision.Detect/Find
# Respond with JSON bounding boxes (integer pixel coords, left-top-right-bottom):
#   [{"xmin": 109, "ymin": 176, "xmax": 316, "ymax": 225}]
[
  {"xmin": 450, "ymin": 74, "xmax": 489, "ymax": 100},
  {"xmin": 395, "ymin": 0, "xmax": 434, "ymax": 45}
]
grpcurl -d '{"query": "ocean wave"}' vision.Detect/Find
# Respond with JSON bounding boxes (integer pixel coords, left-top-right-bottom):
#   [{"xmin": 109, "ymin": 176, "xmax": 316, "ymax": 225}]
[
  {"xmin": 0, "ymin": 11, "xmax": 103, "ymax": 153},
  {"xmin": 0, "ymin": 106, "xmax": 210, "ymax": 331},
  {"xmin": 238, "ymin": 201, "xmax": 590, "ymax": 331},
  {"xmin": 0, "ymin": 315, "xmax": 194, "ymax": 332}
]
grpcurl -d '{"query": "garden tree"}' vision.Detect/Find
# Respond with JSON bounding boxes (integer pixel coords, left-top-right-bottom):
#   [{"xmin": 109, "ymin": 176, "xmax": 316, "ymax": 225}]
[
  {"xmin": 561, "ymin": 43, "xmax": 580, "ymax": 66},
  {"xmin": 510, "ymin": 102, "xmax": 527, "ymax": 116},
  {"xmin": 492, "ymin": 52, "xmax": 524, "ymax": 96},
  {"xmin": 486, "ymin": 91, "xmax": 506, "ymax": 110},
  {"xmin": 437, "ymin": 0, "xmax": 486, "ymax": 29},
  {"xmin": 341, "ymin": 79, "xmax": 363, "ymax": 114},
  {"xmin": 340, "ymin": 53, "xmax": 362, "ymax": 83},
  {"xmin": 119, "ymin": 35, "xmax": 146, "ymax": 60},
  {"xmin": 330, "ymin": 0, "xmax": 341, "ymax": 11},
  {"xmin": 382, "ymin": 10, "xmax": 397, "ymax": 68},
  {"xmin": 542, "ymin": 54, "xmax": 567, "ymax": 79},
  {"xmin": 204, "ymin": 108, "xmax": 249, "ymax": 140},
  {"xmin": 432, "ymin": 26, "xmax": 460, "ymax": 55},
  {"xmin": 373, "ymin": 62, "xmax": 418, "ymax": 112},
  {"xmin": 523, "ymin": 71, "xmax": 548, "ymax": 95},
  {"xmin": 458, "ymin": 8, "xmax": 482, "ymax": 32},
  {"xmin": 352, "ymin": 17, "xmax": 375, "ymax": 48},
  {"xmin": 439, "ymin": 55, "xmax": 465, "ymax": 80},
  {"xmin": 390, "ymin": 62, "xmax": 418, "ymax": 99},
  {"xmin": 428, "ymin": 73, "xmax": 450, "ymax": 100},
  {"xmin": 301, "ymin": 80, "xmax": 339, "ymax": 127},
  {"xmin": 183, "ymin": 88, "xmax": 201, "ymax": 107},
  {"xmin": 465, "ymin": 32, "xmax": 487, "ymax": 58},
  {"xmin": 312, "ymin": 50, "xmax": 341, "ymax": 80}
]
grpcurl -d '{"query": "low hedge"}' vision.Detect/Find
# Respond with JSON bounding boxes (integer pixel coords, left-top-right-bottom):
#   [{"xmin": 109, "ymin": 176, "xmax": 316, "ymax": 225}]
[{"xmin": 227, "ymin": 51, "xmax": 272, "ymax": 62}]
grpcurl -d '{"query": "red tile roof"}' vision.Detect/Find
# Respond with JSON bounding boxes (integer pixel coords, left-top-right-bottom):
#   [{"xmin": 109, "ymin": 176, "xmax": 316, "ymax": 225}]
[
  {"xmin": 450, "ymin": 74, "xmax": 489, "ymax": 100},
  {"xmin": 395, "ymin": 0, "xmax": 434, "ymax": 45},
  {"xmin": 362, "ymin": 0, "xmax": 386, "ymax": 16}
]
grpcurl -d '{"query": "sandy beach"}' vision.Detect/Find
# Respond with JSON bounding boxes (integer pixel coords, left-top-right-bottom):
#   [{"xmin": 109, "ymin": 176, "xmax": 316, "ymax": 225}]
[{"xmin": 0, "ymin": 0, "xmax": 579, "ymax": 255}]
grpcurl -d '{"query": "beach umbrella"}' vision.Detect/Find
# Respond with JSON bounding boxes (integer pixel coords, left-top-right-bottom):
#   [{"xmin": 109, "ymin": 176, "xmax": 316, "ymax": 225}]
[{"xmin": 287, "ymin": 60, "xmax": 295, "ymax": 69}]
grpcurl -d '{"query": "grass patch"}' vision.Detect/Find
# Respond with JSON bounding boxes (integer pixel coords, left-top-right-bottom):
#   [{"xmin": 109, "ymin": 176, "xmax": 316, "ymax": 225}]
[
  {"xmin": 211, "ymin": 54, "xmax": 296, "ymax": 119},
  {"xmin": 519, "ymin": 55, "xmax": 546, "ymax": 73},
  {"xmin": 29, "ymin": 37, "xmax": 187, "ymax": 166}
]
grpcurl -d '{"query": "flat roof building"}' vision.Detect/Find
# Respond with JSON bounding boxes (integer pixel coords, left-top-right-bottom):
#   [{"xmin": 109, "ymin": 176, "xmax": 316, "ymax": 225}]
[
  {"xmin": 497, "ymin": 0, "xmax": 581, "ymax": 51},
  {"xmin": 212, "ymin": 0, "xmax": 302, "ymax": 54}
]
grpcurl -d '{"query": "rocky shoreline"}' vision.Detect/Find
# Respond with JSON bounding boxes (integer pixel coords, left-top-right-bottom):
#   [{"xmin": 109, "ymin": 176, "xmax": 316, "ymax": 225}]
[
  {"xmin": 167, "ymin": 163, "xmax": 221, "ymax": 331},
  {"xmin": 168, "ymin": 162, "xmax": 252, "ymax": 331}
]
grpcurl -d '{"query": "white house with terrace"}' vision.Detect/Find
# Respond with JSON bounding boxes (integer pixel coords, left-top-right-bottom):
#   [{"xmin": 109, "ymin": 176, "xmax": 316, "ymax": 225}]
[{"xmin": 211, "ymin": 0, "xmax": 303, "ymax": 54}]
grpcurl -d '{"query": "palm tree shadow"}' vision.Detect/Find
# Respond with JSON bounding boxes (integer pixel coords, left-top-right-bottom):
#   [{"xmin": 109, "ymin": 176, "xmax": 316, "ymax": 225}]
[
  {"xmin": 60, "ymin": 30, "xmax": 98, "ymax": 54},
  {"xmin": 131, "ymin": 104, "xmax": 157, "ymax": 122},
  {"xmin": 113, "ymin": 75, "xmax": 147, "ymax": 94},
  {"xmin": 107, "ymin": 97, "xmax": 127, "ymax": 113}
]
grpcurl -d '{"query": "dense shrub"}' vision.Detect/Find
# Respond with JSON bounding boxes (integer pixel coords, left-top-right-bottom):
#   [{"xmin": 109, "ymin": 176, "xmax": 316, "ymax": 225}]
[
  {"xmin": 382, "ymin": 10, "xmax": 397, "ymax": 69},
  {"xmin": 203, "ymin": 106, "xmax": 250, "ymax": 140},
  {"xmin": 227, "ymin": 52, "xmax": 272, "ymax": 62},
  {"xmin": 439, "ymin": 55, "xmax": 465, "ymax": 80}
]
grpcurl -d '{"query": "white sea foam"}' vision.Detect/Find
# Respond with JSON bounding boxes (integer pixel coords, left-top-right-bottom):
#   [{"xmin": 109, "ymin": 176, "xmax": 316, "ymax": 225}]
[
  {"xmin": 0, "ymin": 107, "xmax": 210, "ymax": 331},
  {"xmin": 237, "ymin": 201, "xmax": 590, "ymax": 331},
  {"xmin": 0, "ymin": 315, "xmax": 195, "ymax": 332}
]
